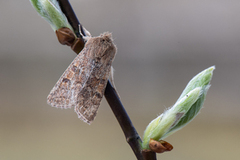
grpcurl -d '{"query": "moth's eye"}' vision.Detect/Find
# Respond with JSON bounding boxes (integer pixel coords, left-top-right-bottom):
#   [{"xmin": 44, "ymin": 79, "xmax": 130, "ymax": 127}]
[
  {"xmin": 100, "ymin": 39, "xmax": 106, "ymax": 43},
  {"xmin": 101, "ymin": 37, "xmax": 110, "ymax": 43}
]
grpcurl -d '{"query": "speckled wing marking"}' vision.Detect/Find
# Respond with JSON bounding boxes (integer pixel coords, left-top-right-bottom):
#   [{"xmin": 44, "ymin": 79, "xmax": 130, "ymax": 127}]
[
  {"xmin": 47, "ymin": 32, "xmax": 116, "ymax": 124},
  {"xmin": 47, "ymin": 49, "xmax": 93, "ymax": 109},
  {"xmin": 74, "ymin": 53, "xmax": 113, "ymax": 123}
]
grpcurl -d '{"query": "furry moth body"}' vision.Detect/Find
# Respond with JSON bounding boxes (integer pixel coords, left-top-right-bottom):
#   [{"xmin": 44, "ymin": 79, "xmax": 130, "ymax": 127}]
[{"xmin": 47, "ymin": 32, "xmax": 116, "ymax": 124}]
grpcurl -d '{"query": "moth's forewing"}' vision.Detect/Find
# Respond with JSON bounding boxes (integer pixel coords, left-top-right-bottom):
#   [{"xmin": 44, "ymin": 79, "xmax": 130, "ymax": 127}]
[
  {"xmin": 47, "ymin": 48, "xmax": 94, "ymax": 109},
  {"xmin": 47, "ymin": 32, "xmax": 116, "ymax": 124}
]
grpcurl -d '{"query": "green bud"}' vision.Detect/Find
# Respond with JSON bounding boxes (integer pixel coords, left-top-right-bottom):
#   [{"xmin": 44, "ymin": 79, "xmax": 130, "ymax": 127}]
[
  {"xmin": 142, "ymin": 66, "xmax": 215, "ymax": 149},
  {"xmin": 30, "ymin": 0, "xmax": 73, "ymax": 31}
]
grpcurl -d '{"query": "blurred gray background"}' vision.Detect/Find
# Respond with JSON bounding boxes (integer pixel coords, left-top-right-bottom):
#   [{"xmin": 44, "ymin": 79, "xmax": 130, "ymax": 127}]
[{"xmin": 1, "ymin": 0, "xmax": 240, "ymax": 160}]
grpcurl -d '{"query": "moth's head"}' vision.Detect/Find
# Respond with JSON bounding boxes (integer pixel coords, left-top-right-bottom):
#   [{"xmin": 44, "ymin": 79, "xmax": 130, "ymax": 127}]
[{"xmin": 87, "ymin": 32, "xmax": 116, "ymax": 61}]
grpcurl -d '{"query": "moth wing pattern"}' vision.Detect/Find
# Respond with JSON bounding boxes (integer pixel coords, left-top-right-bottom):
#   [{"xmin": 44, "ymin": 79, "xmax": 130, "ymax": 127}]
[
  {"xmin": 47, "ymin": 32, "xmax": 117, "ymax": 124},
  {"xmin": 74, "ymin": 57, "xmax": 113, "ymax": 124},
  {"xmin": 47, "ymin": 48, "xmax": 94, "ymax": 109}
]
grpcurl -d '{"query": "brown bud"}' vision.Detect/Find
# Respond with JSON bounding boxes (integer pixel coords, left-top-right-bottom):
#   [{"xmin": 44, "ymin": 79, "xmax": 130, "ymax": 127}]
[
  {"xmin": 159, "ymin": 140, "xmax": 173, "ymax": 151},
  {"xmin": 149, "ymin": 139, "xmax": 173, "ymax": 153},
  {"xmin": 71, "ymin": 38, "xmax": 85, "ymax": 54},
  {"xmin": 55, "ymin": 27, "xmax": 85, "ymax": 54},
  {"xmin": 55, "ymin": 27, "xmax": 76, "ymax": 46}
]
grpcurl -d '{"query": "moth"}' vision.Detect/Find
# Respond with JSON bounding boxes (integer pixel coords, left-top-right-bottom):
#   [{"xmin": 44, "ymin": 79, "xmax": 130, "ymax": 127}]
[{"xmin": 47, "ymin": 32, "xmax": 117, "ymax": 124}]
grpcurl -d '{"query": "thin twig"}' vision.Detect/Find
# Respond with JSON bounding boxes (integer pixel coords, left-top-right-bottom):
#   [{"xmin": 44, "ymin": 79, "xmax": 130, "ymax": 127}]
[
  {"xmin": 57, "ymin": 0, "xmax": 156, "ymax": 159},
  {"xmin": 104, "ymin": 82, "xmax": 144, "ymax": 160}
]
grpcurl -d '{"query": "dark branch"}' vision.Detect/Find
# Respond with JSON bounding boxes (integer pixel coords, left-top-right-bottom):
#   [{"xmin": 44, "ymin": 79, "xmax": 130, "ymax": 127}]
[
  {"xmin": 142, "ymin": 150, "xmax": 157, "ymax": 160},
  {"xmin": 104, "ymin": 82, "xmax": 144, "ymax": 160}
]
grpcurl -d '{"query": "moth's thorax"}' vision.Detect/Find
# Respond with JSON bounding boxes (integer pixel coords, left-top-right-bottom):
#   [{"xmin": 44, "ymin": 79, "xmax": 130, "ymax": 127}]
[{"xmin": 85, "ymin": 32, "xmax": 116, "ymax": 63}]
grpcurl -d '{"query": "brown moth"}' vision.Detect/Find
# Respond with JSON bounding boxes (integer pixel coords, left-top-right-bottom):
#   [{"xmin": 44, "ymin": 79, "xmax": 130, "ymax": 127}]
[{"xmin": 47, "ymin": 32, "xmax": 117, "ymax": 124}]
